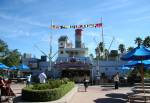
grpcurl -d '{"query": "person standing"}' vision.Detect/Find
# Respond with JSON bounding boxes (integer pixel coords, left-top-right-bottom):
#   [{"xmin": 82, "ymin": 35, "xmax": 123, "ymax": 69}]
[
  {"xmin": 26, "ymin": 74, "xmax": 32, "ymax": 86},
  {"xmin": 113, "ymin": 72, "xmax": 119, "ymax": 89},
  {"xmin": 38, "ymin": 72, "xmax": 47, "ymax": 83}
]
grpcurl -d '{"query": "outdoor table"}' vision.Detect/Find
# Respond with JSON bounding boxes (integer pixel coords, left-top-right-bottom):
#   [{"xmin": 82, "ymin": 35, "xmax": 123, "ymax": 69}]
[
  {"xmin": 132, "ymin": 88, "xmax": 150, "ymax": 93},
  {"xmin": 134, "ymin": 86, "xmax": 150, "ymax": 89},
  {"xmin": 135, "ymin": 83, "xmax": 150, "ymax": 86},
  {"xmin": 17, "ymin": 78, "xmax": 27, "ymax": 83},
  {"xmin": 133, "ymin": 93, "xmax": 150, "ymax": 103},
  {"xmin": 11, "ymin": 78, "xmax": 27, "ymax": 83}
]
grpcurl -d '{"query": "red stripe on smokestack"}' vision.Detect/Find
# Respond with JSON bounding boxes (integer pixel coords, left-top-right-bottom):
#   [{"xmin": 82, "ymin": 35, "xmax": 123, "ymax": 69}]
[
  {"xmin": 75, "ymin": 29, "xmax": 82, "ymax": 35},
  {"xmin": 75, "ymin": 29, "xmax": 83, "ymax": 48}
]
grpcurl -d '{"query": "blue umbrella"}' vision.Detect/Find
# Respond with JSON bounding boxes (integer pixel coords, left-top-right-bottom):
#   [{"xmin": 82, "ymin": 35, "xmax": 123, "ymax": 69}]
[
  {"xmin": 121, "ymin": 45, "xmax": 150, "ymax": 61},
  {"xmin": 9, "ymin": 66, "xmax": 17, "ymax": 70},
  {"xmin": 0, "ymin": 63, "xmax": 9, "ymax": 69},
  {"xmin": 121, "ymin": 66, "xmax": 130, "ymax": 69},
  {"xmin": 17, "ymin": 64, "xmax": 30, "ymax": 71},
  {"xmin": 124, "ymin": 60, "xmax": 150, "ymax": 67},
  {"xmin": 121, "ymin": 45, "xmax": 150, "ymax": 93}
]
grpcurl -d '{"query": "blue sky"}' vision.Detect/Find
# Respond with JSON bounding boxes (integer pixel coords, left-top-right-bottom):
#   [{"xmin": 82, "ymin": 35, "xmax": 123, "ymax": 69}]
[{"xmin": 0, "ymin": 0, "xmax": 150, "ymax": 60}]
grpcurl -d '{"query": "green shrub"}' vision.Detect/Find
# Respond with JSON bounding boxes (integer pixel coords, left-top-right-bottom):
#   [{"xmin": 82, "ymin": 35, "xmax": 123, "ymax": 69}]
[
  {"xmin": 31, "ymin": 79, "xmax": 66, "ymax": 90},
  {"xmin": 47, "ymin": 79, "xmax": 65, "ymax": 88},
  {"xmin": 31, "ymin": 84, "xmax": 50, "ymax": 90},
  {"xmin": 22, "ymin": 82, "xmax": 74, "ymax": 102}
]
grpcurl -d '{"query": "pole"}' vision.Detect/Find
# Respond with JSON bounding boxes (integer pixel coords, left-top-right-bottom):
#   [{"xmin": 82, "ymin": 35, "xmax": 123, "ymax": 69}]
[
  {"xmin": 49, "ymin": 20, "xmax": 53, "ymax": 71},
  {"xmin": 101, "ymin": 17, "xmax": 104, "ymax": 46},
  {"xmin": 141, "ymin": 60, "xmax": 145, "ymax": 94},
  {"xmin": 101, "ymin": 17, "xmax": 105, "ymax": 60}
]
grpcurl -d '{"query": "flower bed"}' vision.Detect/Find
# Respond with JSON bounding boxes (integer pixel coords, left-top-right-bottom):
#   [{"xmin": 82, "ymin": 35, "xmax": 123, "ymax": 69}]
[{"xmin": 22, "ymin": 79, "xmax": 74, "ymax": 102}]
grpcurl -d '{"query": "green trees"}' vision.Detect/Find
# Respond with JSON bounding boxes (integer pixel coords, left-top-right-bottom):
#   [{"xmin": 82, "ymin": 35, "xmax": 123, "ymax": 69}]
[
  {"xmin": 135, "ymin": 37, "xmax": 143, "ymax": 47},
  {"xmin": 98, "ymin": 42, "xmax": 104, "ymax": 53},
  {"xmin": 134, "ymin": 36, "xmax": 150, "ymax": 47},
  {"xmin": 95, "ymin": 42, "xmax": 105, "ymax": 60},
  {"xmin": 127, "ymin": 46, "xmax": 134, "ymax": 52},
  {"xmin": 118, "ymin": 44, "xmax": 125, "ymax": 53},
  {"xmin": 3, "ymin": 49, "xmax": 21, "ymax": 66},
  {"xmin": 0, "ymin": 39, "xmax": 8, "ymax": 52},
  {"xmin": 143, "ymin": 36, "xmax": 150, "ymax": 48},
  {"xmin": 0, "ymin": 39, "xmax": 21, "ymax": 66}
]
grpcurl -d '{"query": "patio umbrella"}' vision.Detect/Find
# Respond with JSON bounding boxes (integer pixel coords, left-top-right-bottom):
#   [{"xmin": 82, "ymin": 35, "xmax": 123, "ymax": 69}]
[
  {"xmin": 17, "ymin": 64, "xmax": 30, "ymax": 71},
  {"xmin": 0, "ymin": 63, "xmax": 9, "ymax": 69},
  {"xmin": 124, "ymin": 60, "xmax": 150, "ymax": 67},
  {"xmin": 121, "ymin": 45, "xmax": 150, "ymax": 94},
  {"xmin": 9, "ymin": 66, "xmax": 17, "ymax": 70}
]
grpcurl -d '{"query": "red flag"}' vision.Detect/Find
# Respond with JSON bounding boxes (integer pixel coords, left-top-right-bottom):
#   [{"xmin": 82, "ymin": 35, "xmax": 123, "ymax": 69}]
[{"xmin": 96, "ymin": 23, "xmax": 102, "ymax": 28}]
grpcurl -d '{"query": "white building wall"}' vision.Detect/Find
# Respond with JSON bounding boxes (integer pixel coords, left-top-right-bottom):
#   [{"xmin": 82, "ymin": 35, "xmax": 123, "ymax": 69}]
[{"xmin": 92, "ymin": 60, "xmax": 128, "ymax": 80}]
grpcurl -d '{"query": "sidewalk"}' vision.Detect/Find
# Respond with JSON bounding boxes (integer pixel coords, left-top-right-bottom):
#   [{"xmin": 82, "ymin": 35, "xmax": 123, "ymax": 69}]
[
  {"xmin": 9, "ymin": 83, "xmax": 132, "ymax": 103},
  {"xmin": 70, "ymin": 85, "xmax": 132, "ymax": 103}
]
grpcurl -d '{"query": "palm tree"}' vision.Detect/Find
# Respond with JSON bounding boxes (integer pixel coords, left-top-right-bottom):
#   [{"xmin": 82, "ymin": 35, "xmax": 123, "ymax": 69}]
[
  {"xmin": 143, "ymin": 36, "xmax": 150, "ymax": 48},
  {"xmin": 0, "ymin": 39, "xmax": 8, "ymax": 52},
  {"xmin": 118, "ymin": 44, "xmax": 125, "ymax": 53},
  {"xmin": 127, "ymin": 46, "xmax": 134, "ymax": 52},
  {"xmin": 95, "ymin": 42, "xmax": 104, "ymax": 60},
  {"xmin": 135, "ymin": 37, "xmax": 143, "ymax": 47},
  {"xmin": 98, "ymin": 42, "xmax": 104, "ymax": 53},
  {"xmin": 104, "ymin": 49, "xmax": 109, "ymax": 60},
  {"xmin": 95, "ymin": 47, "xmax": 100, "ymax": 58},
  {"xmin": 89, "ymin": 53, "xmax": 94, "ymax": 60}
]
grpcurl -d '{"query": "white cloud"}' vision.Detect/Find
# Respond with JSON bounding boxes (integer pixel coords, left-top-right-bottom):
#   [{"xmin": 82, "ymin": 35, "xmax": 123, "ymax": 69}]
[{"xmin": 0, "ymin": 13, "xmax": 48, "ymax": 28}]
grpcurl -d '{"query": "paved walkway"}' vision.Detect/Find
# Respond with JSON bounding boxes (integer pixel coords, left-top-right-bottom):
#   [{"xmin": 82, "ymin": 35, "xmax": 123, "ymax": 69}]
[
  {"xmin": 70, "ymin": 85, "xmax": 132, "ymax": 103},
  {"xmin": 2, "ymin": 83, "xmax": 133, "ymax": 103}
]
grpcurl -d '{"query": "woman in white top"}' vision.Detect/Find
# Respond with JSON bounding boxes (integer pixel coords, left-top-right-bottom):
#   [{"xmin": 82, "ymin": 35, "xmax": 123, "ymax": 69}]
[{"xmin": 113, "ymin": 72, "xmax": 119, "ymax": 89}]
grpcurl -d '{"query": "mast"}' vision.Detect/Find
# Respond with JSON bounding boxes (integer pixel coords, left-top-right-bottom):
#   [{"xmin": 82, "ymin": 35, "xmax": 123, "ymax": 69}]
[
  {"xmin": 101, "ymin": 17, "xmax": 105, "ymax": 59},
  {"xmin": 49, "ymin": 20, "xmax": 53, "ymax": 71}
]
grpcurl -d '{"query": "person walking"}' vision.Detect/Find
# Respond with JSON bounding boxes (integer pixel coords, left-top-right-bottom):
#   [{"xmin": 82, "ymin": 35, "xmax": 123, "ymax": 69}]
[
  {"xmin": 113, "ymin": 72, "xmax": 119, "ymax": 89},
  {"xmin": 38, "ymin": 72, "xmax": 47, "ymax": 83},
  {"xmin": 83, "ymin": 77, "xmax": 88, "ymax": 92}
]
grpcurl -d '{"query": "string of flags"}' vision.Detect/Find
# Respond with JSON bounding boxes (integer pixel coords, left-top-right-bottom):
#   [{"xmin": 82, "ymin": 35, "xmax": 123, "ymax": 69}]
[{"xmin": 50, "ymin": 23, "xmax": 102, "ymax": 29}]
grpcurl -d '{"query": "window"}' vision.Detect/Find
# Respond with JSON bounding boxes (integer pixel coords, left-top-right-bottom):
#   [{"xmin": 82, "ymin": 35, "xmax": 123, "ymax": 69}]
[{"xmin": 60, "ymin": 51, "xmax": 63, "ymax": 54}]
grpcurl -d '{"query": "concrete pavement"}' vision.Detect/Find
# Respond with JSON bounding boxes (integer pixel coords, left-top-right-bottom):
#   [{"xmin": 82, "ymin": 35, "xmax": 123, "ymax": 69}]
[
  {"xmin": 6, "ymin": 83, "xmax": 133, "ymax": 103},
  {"xmin": 70, "ymin": 85, "xmax": 132, "ymax": 103}
]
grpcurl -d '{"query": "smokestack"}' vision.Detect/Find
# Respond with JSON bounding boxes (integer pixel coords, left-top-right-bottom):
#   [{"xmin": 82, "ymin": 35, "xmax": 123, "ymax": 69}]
[{"xmin": 75, "ymin": 29, "xmax": 82, "ymax": 48}]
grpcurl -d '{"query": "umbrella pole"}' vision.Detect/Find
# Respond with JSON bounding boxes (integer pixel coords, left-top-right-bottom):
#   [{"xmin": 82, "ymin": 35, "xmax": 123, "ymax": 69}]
[{"xmin": 141, "ymin": 61, "xmax": 145, "ymax": 94}]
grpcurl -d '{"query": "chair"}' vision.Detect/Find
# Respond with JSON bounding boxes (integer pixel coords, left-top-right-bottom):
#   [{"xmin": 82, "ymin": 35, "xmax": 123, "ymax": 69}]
[{"xmin": 0, "ymin": 80, "xmax": 16, "ymax": 102}]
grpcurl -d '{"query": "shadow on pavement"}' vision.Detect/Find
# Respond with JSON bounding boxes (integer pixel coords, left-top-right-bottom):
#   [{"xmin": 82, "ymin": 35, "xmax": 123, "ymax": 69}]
[
  {"xmin": 94, "ymin": 98, "xmax": 126, "ymax": 103},
  {"xmin": 13, "ymin": 96, "xmax": 25, "ymax": 103},
  {"xmin": 106, "ymin": 93, "xmax": 128, "ymax": 99},
  {"xmin": 101, "ymin": 88, "xmax": 114, "ymax": 91}
]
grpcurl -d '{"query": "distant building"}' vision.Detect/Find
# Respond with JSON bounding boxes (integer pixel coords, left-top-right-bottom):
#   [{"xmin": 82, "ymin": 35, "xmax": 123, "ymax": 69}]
[
  {"xmin": 21, "ymin": 53, "xmax": 39, "ymax": 69},
  {"xmin": 93, "ymin": 60, "xmax": 128, "ymax": 76},
  {"xmin": 41, "ymin": 56, "xmax": 47, "ymax": 62},
  {"xmin": 54, "ymin": 29, "xmax": 92, "ymax": 82}
]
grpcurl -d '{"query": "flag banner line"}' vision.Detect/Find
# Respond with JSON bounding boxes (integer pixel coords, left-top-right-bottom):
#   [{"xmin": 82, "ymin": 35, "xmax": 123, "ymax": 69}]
[{"xmin": 49, "ymin": 23, "xmax": 102, "ymax": 29}]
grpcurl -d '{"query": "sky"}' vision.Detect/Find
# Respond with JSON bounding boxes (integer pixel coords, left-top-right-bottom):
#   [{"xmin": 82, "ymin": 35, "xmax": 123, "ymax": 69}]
[{"xmin": 0, "ymin": 0, "xmax": 150, "ymax": 60}]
